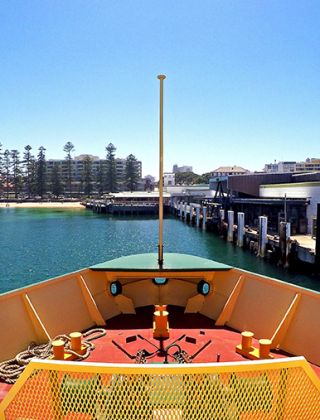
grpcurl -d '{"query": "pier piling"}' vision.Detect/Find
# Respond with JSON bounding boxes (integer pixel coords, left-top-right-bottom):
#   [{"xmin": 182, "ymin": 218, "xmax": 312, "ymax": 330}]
[
  {"xmin": 227, "ymin": 211, "xmax": 234, "ymax": 242},
  {"xmin": 258, "ymin": 216, "xmax": 268, "ymax": 257},
  {"xmin": 196, "ymin": 207, "xmax": 200, "ymax": 227},
  {"xmin": 202, "ymin": 207, "xmax": 207, "ymax": 230},
  {"xmin": 279, "ymin": 221, "xmax": 291, "ymax": 267},
  {"xmin": 237, "ymin": 212, "xmax": 245, "ymax": 247}
]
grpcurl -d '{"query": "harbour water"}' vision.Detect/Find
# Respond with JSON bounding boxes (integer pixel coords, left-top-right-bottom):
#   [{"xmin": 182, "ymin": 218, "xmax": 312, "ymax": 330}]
[{"xmin": 0, "ymin": 208, "xmax": 319, "ymax": 294}]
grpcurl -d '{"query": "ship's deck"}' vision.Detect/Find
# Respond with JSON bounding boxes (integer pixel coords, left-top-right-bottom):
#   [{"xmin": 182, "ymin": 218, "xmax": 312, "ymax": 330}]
[{"xmin": 1, "ymin": 305, "xmax": 319, "ymax": 403}]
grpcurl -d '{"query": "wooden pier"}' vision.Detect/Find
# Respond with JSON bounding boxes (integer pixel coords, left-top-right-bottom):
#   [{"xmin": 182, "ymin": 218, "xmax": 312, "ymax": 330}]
[{"xmin": 170, "ymin": 198, "xmax": 318, "ymax": 269}]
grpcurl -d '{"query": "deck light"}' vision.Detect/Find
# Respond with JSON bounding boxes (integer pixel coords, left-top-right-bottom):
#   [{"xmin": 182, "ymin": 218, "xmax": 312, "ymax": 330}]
[
  {"xmin": 197, "ymin": 280, "xmax": 210, "ymax": 296},
  {"xmin": 110, "ymin": 281, "xmax": 122, "ymax": 296},
  {"xmin": 153, "ymin": 277, "xmax": 168, "ymax": 285}
]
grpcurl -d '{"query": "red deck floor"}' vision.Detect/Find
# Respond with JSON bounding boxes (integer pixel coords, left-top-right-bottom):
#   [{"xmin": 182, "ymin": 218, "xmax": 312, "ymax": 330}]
[{"xmin": 1, "ymin": 305, "xmax": 319, "ymax": 404}]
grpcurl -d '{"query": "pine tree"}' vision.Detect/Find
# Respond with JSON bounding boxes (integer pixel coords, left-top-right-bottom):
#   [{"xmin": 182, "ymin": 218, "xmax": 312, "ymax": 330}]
[
  {"xmin": 105, "ymin": 143, "xmax": 117, "ymax": 193},
  {"xmin": 82, "ymin": 155, "xmax": 93, "ymax": 196},
  {"xmin": 63, "ymin": 141, "xmax": 75, "ymax": 197},
  {"xmin": 36, "ymin": 146, "xmax": 47, "ymax": 198},
  {"xmin": 23, "ymin": 145, "xmax": 35, "ymax": 198},
  {"xmin": 50, "ymin": 162, "xmax": 63, "ymax": 197},
  {"xmin": 125, "ymin": 154, "xmax": 140, "ymax": 192},
  {"xmin": 3, "ymin": 150, "xmax": 11, "ymax": 200},
  {"xmin": 11, "ymin": 150, "xmax": 23, "ymax": 198}
]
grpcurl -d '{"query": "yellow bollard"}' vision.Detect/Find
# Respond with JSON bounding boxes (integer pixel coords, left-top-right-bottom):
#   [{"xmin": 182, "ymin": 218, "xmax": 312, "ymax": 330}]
[
  {"xmin": 259, "ymin": 339, "xmax": 272, "ymax": 358},
  {"xmin": 241, "ymin": 331, "xmax": 254, "ymax": 350},
  {"xmin": 153, "ymin": 305, "xmax": 169, "ymax": 339},
  {"xmin": 52, "ymin": 340, "xmax": 65, "ymax": 360},
  {"xmin": 70, "ymin": 332, "xmax": 82, "ymax": 351}
]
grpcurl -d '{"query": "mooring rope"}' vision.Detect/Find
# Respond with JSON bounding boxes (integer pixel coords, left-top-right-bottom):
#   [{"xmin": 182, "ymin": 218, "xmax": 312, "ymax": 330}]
[{"xmin": 0, "ymin": 328, "xmax": 106, "ymax": 384}]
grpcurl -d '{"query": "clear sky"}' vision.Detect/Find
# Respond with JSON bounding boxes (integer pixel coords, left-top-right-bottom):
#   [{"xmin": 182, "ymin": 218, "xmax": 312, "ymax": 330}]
[{"xmin": 1, "ymin": 1, "xmax": 319, "ymax": 177}]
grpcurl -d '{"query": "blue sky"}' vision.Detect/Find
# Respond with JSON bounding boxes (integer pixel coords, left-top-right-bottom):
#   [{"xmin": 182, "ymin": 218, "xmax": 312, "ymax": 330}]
[{"xmin": 1, "ymin": 1, "xmax": 319, "ymax": 177}]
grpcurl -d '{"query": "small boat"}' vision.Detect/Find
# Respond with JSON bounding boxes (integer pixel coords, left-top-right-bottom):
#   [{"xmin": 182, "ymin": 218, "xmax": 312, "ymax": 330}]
[{"xmin": 0, "ymin": 76, "xmax": 319, "ymax": 419}]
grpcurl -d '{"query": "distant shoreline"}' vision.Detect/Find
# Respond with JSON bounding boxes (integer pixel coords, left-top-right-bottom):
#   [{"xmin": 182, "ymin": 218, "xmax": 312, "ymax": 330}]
[{"xmin": 0, "ymin": 201, "xmax": 84, "ymax": 209}]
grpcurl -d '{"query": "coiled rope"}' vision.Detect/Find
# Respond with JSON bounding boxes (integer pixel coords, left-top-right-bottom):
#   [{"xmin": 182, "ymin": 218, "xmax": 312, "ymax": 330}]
[{"xmin": 0, "ymin": 328, "xmax": 106, "ymax": 384}]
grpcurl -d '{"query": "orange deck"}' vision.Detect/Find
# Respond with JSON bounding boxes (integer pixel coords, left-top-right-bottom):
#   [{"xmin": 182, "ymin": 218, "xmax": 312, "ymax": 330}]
[{"xmin": 1, "ymin": 305, "xmax": 319, "ymax": 403}]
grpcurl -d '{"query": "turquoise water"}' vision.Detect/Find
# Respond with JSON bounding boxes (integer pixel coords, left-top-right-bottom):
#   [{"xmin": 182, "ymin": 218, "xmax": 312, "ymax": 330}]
[{"xmin": 0, "ymin": 208, "xmax": 319, "ymax": 293}]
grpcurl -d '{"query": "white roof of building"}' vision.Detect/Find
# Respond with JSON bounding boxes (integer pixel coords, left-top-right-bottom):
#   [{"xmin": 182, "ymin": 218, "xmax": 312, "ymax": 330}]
[{"xmin": 212, "ymin": 166, "xmax": 248, "ymax": 173}]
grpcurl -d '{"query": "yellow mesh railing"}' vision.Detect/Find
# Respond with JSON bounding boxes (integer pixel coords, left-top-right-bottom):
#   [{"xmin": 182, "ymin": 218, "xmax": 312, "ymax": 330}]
[{"xmin": 1, "ymin": 357, "xmax": 319, "ymax": 419}]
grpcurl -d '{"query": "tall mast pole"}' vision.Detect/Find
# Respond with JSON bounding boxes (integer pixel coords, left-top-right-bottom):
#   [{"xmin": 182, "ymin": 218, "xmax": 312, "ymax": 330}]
[{"xmin": 157, "ymin": 74, "xmax": 166, "ymax": 268}]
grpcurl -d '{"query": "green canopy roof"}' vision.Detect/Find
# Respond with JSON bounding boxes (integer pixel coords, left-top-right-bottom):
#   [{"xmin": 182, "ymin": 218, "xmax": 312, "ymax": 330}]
[{"xmin": 90, "ymin": 253, "xmax": 231, "ymax": 272}]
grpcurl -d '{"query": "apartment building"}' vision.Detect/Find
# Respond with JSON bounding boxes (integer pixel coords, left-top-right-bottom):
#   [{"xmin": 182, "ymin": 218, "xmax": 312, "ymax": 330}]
[
  {"xmin": 46, "ymin": 155, "xmax": 142, "ymax": 192},
  {"xmin": 264, "ymin": 158, "xmax": 320, "ymax": 173}
]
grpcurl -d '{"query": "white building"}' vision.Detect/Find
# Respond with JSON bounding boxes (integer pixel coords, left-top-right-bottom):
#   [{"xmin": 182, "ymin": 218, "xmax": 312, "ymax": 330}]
[
  {"xmin": 264, "ymin": 161, "xmax": 297, "ymax": 173},
  {"xmin": 264, "ymin": 158, "xmax": 320, "ymax": 173},
  {"xmin": 259, "ymin": 181, "xmax": 320, "ymax": 234},
  {"xmin": 163, "ymin": 172, "xmax": 175, "ymax": 187},
  {"xmin": 211, "ymin": 166, "xmax": 249, "ymax": 177},
  {"xmin": 46, "ymin": 154, "xmax": 142, "ymax": 192}
]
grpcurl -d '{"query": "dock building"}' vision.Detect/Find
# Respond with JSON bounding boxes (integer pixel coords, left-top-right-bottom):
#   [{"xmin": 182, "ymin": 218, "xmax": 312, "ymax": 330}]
[{"xmin": 228, "ymin": 172, "xmax": 320, "ymax": 235}]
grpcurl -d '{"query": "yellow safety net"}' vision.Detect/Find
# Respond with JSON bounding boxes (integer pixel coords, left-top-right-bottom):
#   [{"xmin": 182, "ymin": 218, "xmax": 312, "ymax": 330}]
[{"xmin": 1, "ymin": 358, "xmax": 319, "ymax": 419}]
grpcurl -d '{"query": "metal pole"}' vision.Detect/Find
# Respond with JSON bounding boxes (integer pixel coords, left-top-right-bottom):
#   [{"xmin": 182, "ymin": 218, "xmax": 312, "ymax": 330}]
[{"xmin": 157, "ymin": 74, "xmax": 166, "ymax": 267}]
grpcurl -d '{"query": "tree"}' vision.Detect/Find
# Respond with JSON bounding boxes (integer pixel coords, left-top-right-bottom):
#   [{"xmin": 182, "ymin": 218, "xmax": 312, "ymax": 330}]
[
  {"xmin": 82, "ymin": 155, "xmax": 93, "ymax": 196},
  {"xmin": 36, "ymin": 146, "xmax": 46, "ymax": 198},
  {"xmin": 3, "ymin": 150, "xmax": 11, "ymax": 200},
  {"xmin": 50, "ymin": 162, "xmax": 63, "ymax": 197},
  {"xmin": 105, "ymin": 143, "xmax": 117, "ymax": 193},
  {"xmin": 23, "ymin": 145, "xmax": 35, "ymax": 198},
  {"xmin": 11, "ymin": 150, "xmax": 23, "ymax": 198},
  {"xmin": 125, "ymin": 154, "xmax": 140, "ymax": 192},
  {"xmin": 63, "ymin": 141, "xmax": 75, "ymax": 197}
]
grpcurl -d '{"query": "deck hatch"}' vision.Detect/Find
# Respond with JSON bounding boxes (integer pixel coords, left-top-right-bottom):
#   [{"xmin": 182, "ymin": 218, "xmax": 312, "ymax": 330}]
[{"xmin": 90, "ymin": 253, "xmax": 232, "ymax": 272}]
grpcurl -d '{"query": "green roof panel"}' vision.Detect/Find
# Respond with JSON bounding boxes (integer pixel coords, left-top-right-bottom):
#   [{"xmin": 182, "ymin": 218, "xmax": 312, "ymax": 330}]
[{"xmin": 90, "ymin": 253, "xmax": 231, "ymax": 272}]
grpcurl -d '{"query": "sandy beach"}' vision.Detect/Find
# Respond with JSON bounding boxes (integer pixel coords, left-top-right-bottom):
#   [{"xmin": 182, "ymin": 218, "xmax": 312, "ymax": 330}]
[{"xmin": 0, "ymin": 202, "xmax": 84, "ymax": 209}]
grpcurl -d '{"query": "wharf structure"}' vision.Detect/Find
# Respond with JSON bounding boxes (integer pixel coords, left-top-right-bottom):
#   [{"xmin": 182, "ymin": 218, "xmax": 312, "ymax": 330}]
[
  {"xmin": 169, "ymin": 172, "xmax": 320, "ymax": 270},
  {"xmin": 85, "ymin": 191, "xmax": 171, "ymax": 215},
  {"xmin": 84, "ymin": 173, "xmax": 320, "ymax": 269}
]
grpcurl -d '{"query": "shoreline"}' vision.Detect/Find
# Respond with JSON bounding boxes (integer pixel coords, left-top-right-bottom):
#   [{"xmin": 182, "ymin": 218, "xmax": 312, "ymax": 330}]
[{"xmin": 0, "ymin": 202, "xmax": 84, "ymax": 209}]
